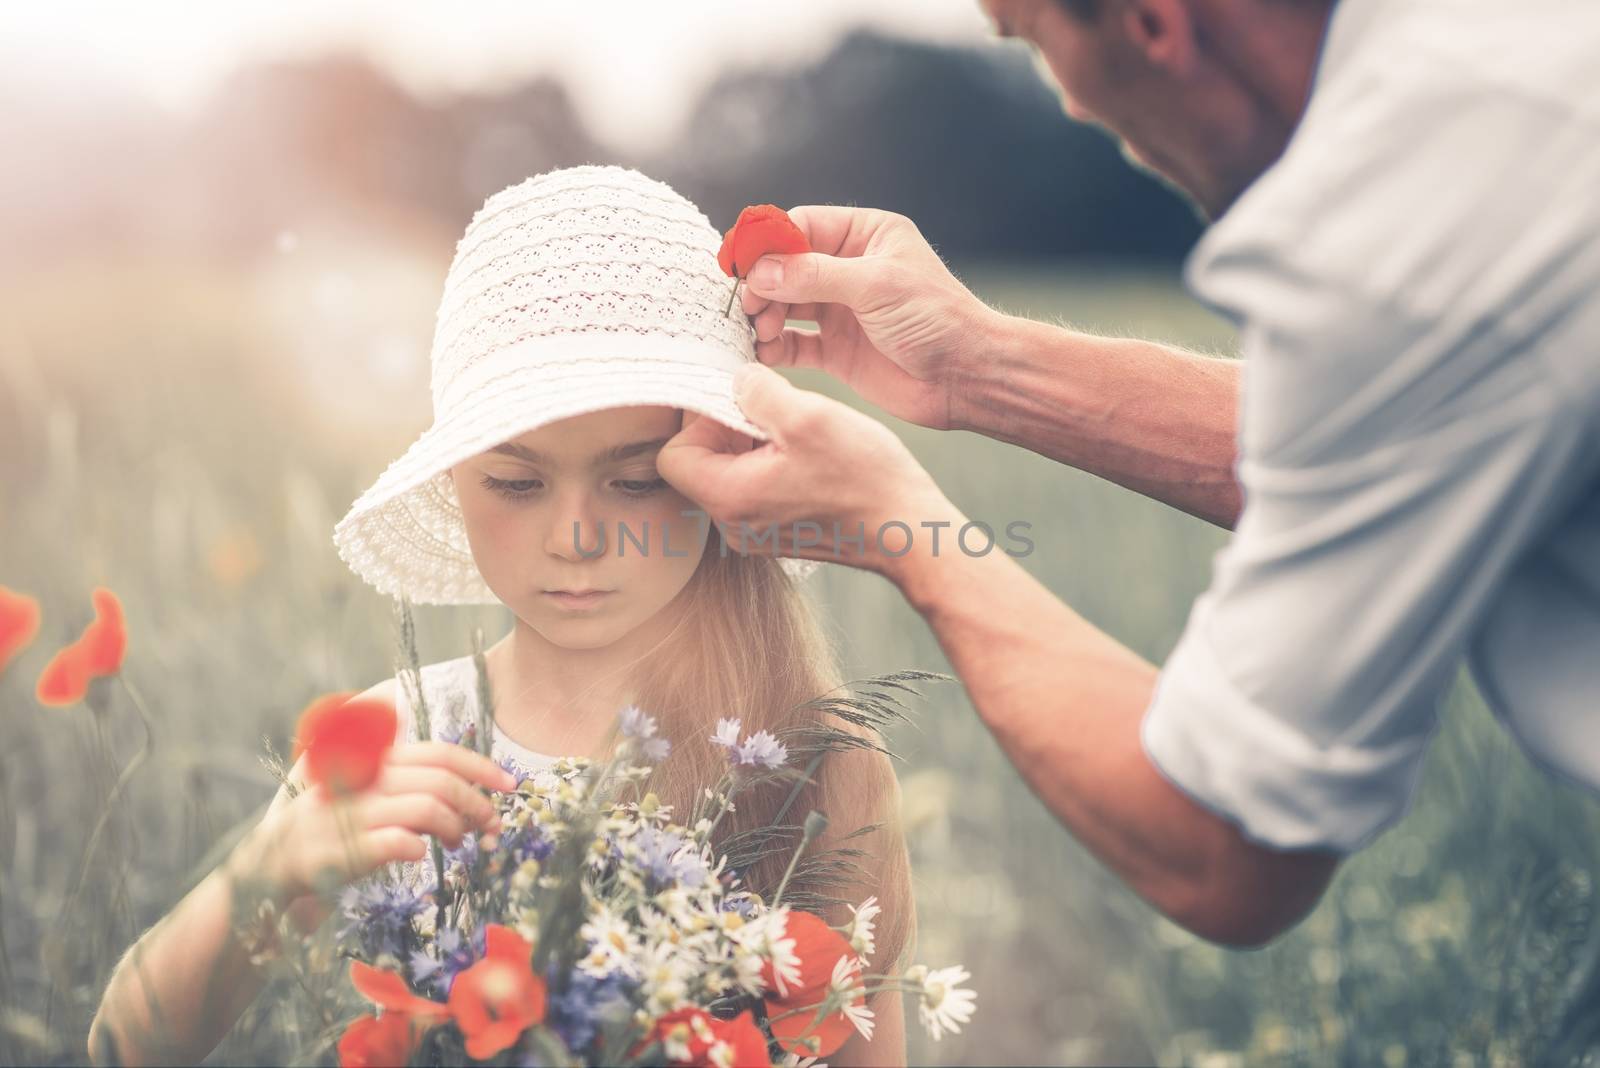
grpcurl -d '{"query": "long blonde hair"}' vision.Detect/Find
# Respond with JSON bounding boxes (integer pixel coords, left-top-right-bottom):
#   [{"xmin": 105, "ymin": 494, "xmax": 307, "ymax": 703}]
[{"xmin": 626, "ymin": 522, "xmax": 914, "ymax": 972}]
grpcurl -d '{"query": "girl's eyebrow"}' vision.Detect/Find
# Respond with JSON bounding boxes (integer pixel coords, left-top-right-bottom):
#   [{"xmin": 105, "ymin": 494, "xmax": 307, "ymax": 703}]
[{"xmin": 489, "ymin": 437, "xmax": 671, "ymax": 466}]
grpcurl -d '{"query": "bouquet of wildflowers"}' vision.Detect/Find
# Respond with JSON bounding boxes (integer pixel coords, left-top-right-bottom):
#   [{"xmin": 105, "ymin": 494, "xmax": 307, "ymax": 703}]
[{"xmin": 284, "ymin": 612, "xmax": 975, "ymax": 1068}]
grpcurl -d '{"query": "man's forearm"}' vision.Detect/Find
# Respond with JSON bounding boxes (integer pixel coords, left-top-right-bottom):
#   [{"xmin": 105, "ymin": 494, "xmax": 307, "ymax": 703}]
[
  {"xmin": 878, "ymin": 491, "xmax": 1336, "ymax": 945},
  {"xmin": 955, "ymin": 313, "xmax": 1243, "ymax": 529}
]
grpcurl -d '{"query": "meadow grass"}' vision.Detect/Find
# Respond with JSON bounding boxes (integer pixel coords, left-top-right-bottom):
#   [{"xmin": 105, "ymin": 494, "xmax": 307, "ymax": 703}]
[{"xmin": 2, "ymin": 257, "xmax": 1597, "ymax": 1065}]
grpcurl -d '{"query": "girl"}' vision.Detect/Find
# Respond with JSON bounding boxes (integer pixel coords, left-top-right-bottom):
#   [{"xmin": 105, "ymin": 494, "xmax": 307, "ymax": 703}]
[{"xmin": 88, "ymin": 165, "xmax": 913, "ymax": 1066}]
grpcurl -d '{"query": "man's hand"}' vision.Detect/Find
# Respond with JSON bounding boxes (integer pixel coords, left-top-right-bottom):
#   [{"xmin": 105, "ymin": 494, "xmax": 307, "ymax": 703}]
[
  {"xmin": 737, "ymin": 206, "xmax": 1006, "ymax": 432},
  {"xmin": 658, "ymin": 363, "xmax": 963, "ymax": 575}
]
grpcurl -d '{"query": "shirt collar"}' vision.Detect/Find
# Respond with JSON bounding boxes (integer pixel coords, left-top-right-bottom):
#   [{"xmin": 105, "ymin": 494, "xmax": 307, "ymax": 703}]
[{"xmin": 1310, "ymin": 0, "xmax": 1384, "ymax": 93}]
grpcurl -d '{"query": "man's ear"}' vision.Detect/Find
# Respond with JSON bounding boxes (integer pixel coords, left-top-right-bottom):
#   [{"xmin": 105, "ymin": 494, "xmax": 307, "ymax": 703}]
[{"xmin": 1119, "ymin": 0, "xmax": 1199, "ymax": 75}]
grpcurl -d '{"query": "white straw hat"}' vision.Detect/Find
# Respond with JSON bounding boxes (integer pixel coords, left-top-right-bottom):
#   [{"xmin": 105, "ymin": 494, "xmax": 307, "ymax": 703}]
[{"xmin": 333, "ymin": 164, "xmax": 820, "ymax": 604}]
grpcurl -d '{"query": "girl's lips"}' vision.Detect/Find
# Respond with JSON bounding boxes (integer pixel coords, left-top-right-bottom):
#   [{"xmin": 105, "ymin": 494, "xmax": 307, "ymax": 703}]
[{"xmin": 543, "ymin": 590, "xmax": 613, "ymax": 610}]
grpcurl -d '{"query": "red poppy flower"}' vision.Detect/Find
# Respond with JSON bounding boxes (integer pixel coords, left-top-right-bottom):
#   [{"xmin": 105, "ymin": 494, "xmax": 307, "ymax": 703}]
[
  {"xmin": 762, "ymin": 911, "xmax": 861, "ymax": 1059},
  {"xmin": 33, "ymin": 586, "xmax": 128, "ymax": 706},
  {"xmin": 292, "ymin": 692, "xmax": 397, "ymax": 794},
  {"xmin": 0, "ymin": 586, "xmax": 40, "ymax": 676},
  {"xmin": 36, "ymin": 641, "xmax": 93, "ymax": 707},
  {"xmin": 717, "ymin": 204, "xmax": 812, "ymax": 280},
  {"xmin": 447, "ymin": 923, "xmax": 546, "ymax": 1060},
  {"xmin": 80, "ymin": 587, "xmax": 126, "ymax": 676},
  {"xmin": 337, "ymin": 1011, "xmax": 421, "ymax": 1068},
  {"xmin": 349, "ymin": 960, "xmax": 451, "ymax": 1022},
  {"xmin": 638, "ymin": 1007, "xmax": 772, "ymax": 1068}
]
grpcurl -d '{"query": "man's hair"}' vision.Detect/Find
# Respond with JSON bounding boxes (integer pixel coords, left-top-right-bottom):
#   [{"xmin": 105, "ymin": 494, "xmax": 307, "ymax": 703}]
[
  {"xmin": 1055, "ymin": 0, "xmax": 1325, "ymax": 18},
  {"xmin": 1054, "ymin": 0, "xmax": 1099, "ymax": 18}
]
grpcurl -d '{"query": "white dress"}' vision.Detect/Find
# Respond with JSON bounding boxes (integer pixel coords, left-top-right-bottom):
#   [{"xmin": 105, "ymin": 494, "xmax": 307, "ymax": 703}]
[{"xmin": 386, "ymin": 655, "xmax": 562, "ymax": 897}]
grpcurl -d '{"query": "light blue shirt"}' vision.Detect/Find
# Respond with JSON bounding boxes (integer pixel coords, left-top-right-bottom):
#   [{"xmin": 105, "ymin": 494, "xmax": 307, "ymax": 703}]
[{"xmin": 1139, "ymin": 0, "xmax": 1600, "ymax": 852}]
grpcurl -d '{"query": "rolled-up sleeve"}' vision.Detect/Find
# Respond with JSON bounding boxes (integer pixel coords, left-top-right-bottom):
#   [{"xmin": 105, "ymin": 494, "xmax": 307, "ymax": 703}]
[
  {"xmin": 1138, "ymin": 1, "xmax": 1600, "ymax": 853},
  {"xmin": 1141, "ymin": 272, "xmax": 1591, "ymax": 854}
]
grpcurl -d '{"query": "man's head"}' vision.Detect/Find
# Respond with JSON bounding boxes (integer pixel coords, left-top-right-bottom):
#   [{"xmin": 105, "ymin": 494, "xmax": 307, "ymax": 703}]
[{"xmin": 981, "ymin": 0, "xmax": 1335, "ymax": 217}]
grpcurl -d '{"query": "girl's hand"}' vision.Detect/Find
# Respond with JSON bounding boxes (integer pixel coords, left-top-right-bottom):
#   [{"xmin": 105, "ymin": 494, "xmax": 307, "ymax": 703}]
[{"xmin": 232, "ymin": 740, "xmax": 518, "ymax": 907}]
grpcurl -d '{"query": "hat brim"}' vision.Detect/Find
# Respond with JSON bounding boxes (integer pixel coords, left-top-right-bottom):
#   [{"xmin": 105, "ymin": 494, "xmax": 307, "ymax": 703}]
[{"xmin": 333, "ymin": 357, "xmax": 818, "ymax": 604}]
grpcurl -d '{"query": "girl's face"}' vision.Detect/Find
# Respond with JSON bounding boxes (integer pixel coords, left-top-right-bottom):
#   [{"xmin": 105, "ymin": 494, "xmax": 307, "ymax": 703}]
[{"xmin": 450, "ymin": 406, "xmax": 709, "ymax": 650}]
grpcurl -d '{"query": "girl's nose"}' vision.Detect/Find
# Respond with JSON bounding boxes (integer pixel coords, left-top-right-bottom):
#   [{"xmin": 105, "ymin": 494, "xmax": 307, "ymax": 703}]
[{"xmin": 545, "ymin": 489, "xmax": 606, "ymax": 563}]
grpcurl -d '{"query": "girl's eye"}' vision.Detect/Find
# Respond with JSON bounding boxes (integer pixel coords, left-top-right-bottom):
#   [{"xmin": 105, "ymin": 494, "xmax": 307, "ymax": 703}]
[
  {"xmin": 614, "ymin": 477, "xmax": 669, "ymax": 497},
  {"xmin": 480, "ymin": 474, "xmax": 541, "ymax": 499}
]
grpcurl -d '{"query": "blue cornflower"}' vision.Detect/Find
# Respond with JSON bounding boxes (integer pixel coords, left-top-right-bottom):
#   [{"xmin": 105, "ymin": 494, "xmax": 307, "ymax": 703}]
[
  {"xmin": 632, "ymin": 826, "xmax": 708, "ymax": 889},
  {"xmin": 734, "ymin": 729, "xmax": 788, "ymax": 770},
  {"xmin": 547, "ymin": 970, "xmax": 634, "ymax": 1052},
  {"xmin": 619, "ymin": 704, "xmax": 657, "ymax": 740},
  {"xmin": 336, "ymin": 879, "xmax": 429, "ymax": 961},
  {"xmin": 496, "ymin": 818, "xmax": 555, "ymax": 870},
  {"xmin": 410, "ymin": 924, "xmax": 486, "ymax": 999}
]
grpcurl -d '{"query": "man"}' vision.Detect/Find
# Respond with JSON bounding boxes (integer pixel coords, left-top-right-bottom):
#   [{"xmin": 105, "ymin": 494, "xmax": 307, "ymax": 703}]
[{"xmin": 657, "ymin": 0, "xmax": 1600, "ymax": 947}]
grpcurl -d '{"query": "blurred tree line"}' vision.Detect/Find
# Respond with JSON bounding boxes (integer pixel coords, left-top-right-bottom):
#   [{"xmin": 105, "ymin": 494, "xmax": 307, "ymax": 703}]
[{"xmin": 0, "ymin": 29, "xmax": 1202, "ymax": 278}]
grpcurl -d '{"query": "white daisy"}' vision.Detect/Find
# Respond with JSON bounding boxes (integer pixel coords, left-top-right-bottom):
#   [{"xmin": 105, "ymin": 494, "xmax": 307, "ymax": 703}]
[
  {"xmin": 830, "ymin": 954, "xmax": 876, "ymax": 1041},
  {"xmin": 731, "ymin": 907, "xmax": 800, "ymax": 996},
  {"xmin": 846, "ymin": 896, "xmax": 880, "ymax": 958},
  {"xmin": 914, "ymin": 964, "xmax": 976, "ymax": 1041},
  {"xmin": 638, "ymin": 940, "xmax": 697, "ymax": 1014},
  {"xmin": 577, "ymin": 904, "xmax": 640, "ymax": 980}
]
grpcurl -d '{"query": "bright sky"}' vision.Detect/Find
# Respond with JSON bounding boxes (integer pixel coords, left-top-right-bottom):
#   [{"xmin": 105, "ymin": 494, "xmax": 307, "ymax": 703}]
[{"xmin": 1, "ymin": 0, "xmax": 999, "ymax": 153}]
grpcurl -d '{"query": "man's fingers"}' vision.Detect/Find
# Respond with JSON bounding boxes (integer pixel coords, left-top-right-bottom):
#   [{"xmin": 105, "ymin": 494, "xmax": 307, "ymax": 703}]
[
  {"xmin": 753, "ymin": 301, "xmax": 787, "ymax": 344},
  {"xmin": 784, "ymin": 205, "xmax": 886, "ymax": 259},
  {"xmin": 740, "ymin": 283, "xmax": 776, "ymax": 318},
  {"xmin": 675, "ymin": 408, "xmax": 758, "ymax": 453},
  {"xmin": 659, "ymin": 413, "xmax": 758, "ymax": 505},
  {"xmin": 732, "ymin": 362, "xmax": 829, "ymax": 440},
  {"xmin": 745, "ymin": 251, "xmax": 871, "ymax": 306},
  {"xmin": 755, "ymin": 327, "xmax": 826, "ymax": 372}
]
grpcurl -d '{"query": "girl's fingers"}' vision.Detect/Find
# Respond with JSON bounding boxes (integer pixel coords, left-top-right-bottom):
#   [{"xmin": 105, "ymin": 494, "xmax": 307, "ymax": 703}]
[
  {"xmin": 387, "ymin": 740, "xmax": 518, "ymax": 793},
  {"xmin": 294, "ymin": 826, "xmax": 428, "ymax": 896},
  {"xmin": 371, "ymin": 764, "xmax": 502, "ymax": 834},
  {"xmin": 354, "ymin": 792, "xmax": 476, "ymax": 848},
  {"xmin": 356, "ymin": 827, "xmax": 428, "ymax": 869}
]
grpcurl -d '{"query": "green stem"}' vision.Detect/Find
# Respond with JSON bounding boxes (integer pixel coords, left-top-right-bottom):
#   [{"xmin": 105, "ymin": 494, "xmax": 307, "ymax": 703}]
[
  {"xmin": 771, "ymin": 753, "xmax": 824, "ymax": 828},
  {"xmin": 58, "ymin": 673, "xmax": 156, "ymax": 938},
  {"xmin": 765, "ymin": 979, "xmax": 917, "ymax": 1026},
  {"xmin": 771, "ymin": 811, "xmax": 826, "ymax": 909}
]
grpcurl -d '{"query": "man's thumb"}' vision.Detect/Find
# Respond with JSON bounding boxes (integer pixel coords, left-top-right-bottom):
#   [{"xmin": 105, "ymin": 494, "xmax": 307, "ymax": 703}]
[
  {"xmin": 732, "ymin": 363, "xmax": 793, "ymax": 430},
  {"xmin": 745, "ymin": 251, "xmax": 864, "ymax": 305}
]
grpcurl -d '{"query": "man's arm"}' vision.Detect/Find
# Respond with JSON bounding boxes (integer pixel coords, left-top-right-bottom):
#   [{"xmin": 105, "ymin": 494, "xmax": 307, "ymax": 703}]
[
  {"xmin": 884, "ymin": 486, "xmax": 1338, "ymax": 947},
  {"xmin": 953, "ymin": 314, "xmax": 1243, "ymax": 529},
  {"xmin": 734, "ymin": 206, "xmax": 1243, "ymax": 528},
  {"xmin": 659, "ymin": 365, "xmax": 1334, "ymax": 947}
]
